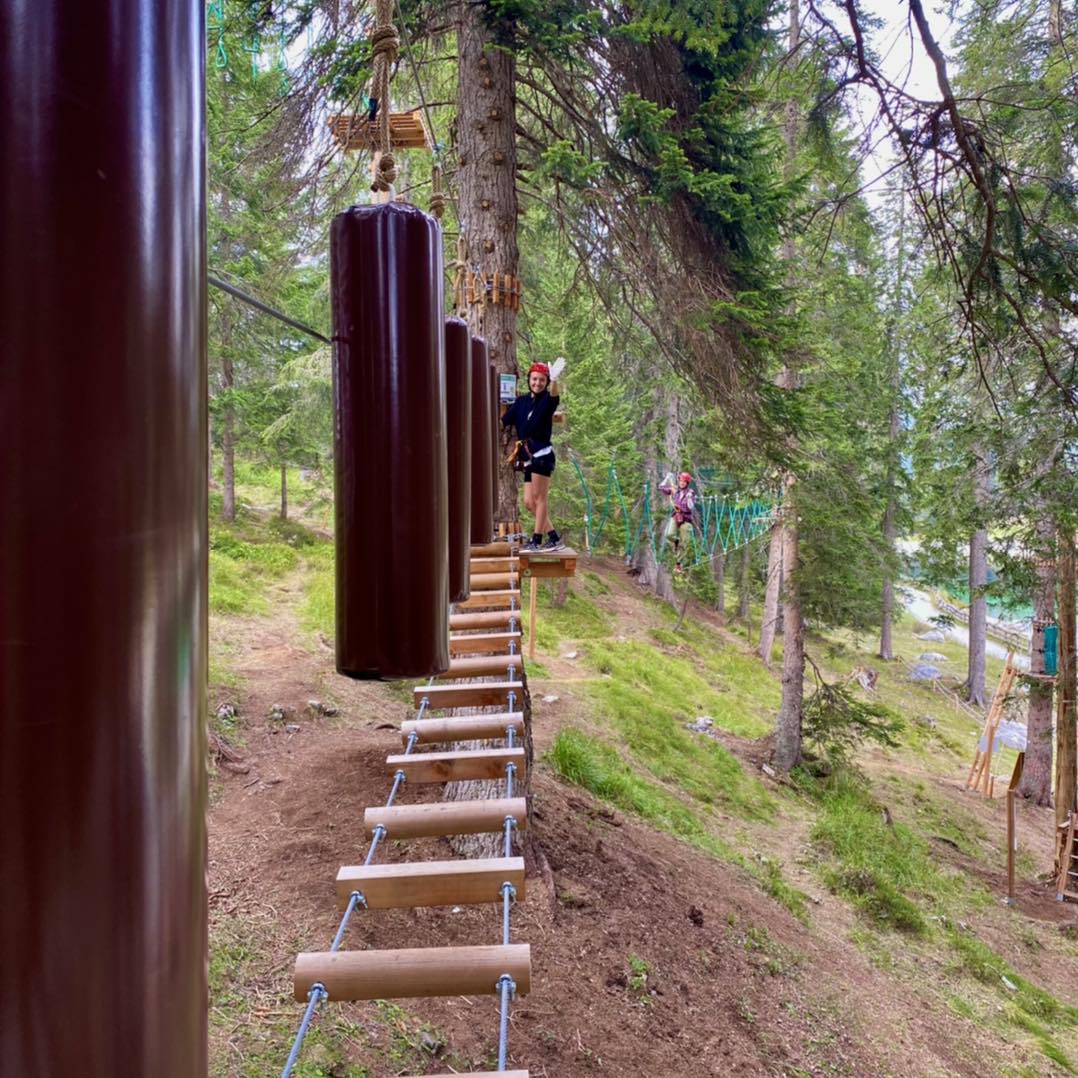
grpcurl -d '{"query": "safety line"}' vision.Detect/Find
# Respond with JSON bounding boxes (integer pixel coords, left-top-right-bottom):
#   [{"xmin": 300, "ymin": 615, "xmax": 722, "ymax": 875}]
[{"xmin": 209, "ymin": 272, "xmax": 332, "ymax": 345}]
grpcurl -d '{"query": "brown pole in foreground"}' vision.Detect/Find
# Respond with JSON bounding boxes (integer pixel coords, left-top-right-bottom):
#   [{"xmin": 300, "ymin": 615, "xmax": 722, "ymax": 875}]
[{"xmin": 0, "ymin": 3, "xmax": 207, "ymax": 1074}]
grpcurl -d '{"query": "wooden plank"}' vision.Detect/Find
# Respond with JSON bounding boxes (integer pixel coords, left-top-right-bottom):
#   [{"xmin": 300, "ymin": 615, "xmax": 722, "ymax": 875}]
[
  {"xmin": 458, "ymin": 589, "xmax": 520, "ymax": 610},
  {"xmin": 294, "ymin": 944, "xmax": 531, "ymax": 1001},
  {"xmin": 450, "ymin": 631, "xmax": 522, "ymax": 656},
  {"xmin": 328, "ymin": 109, "xmax": 433, "ymax": 151},
  {"xmin": 402, "ymin": 711, "xmax": 524, "ymax": 744},
  {"xmin": 336, "ymin": 856, "xmax": 525, "ymax": 909},
  {"xmin": 449, "ymin": 610, "xmax": 520, "ymax": 631},
  {"xmin": 470, "ymin": 572, "xmax": 518, "ymax": 590},
  {"xmin": 470, "ymin": 557, "xmax": 518, "ymax": 574},
  {"xmin": 386, "ymin": 747, "xmax": 525, "ymax": 783},
  {"xmin": 470, "ymin": 541, "xmax": 515, "ymax": 557},
  {"xmin": 365, "ymin": 797, "xmax": 527, "ymax": 839},
  {"xmin": 414, "ymin": 680, "xmax": 522, "ymax": 710},
  {"xmin": 522, "ymin": 556, "xmax": 577, "ymax": 579},
  {"xmin": 406, "ymin": 1072, "xmax": 529, "ymax": 1077},
  {"xmin": 438, "ymin": 654, "xmax": 523, "ymax": 679}
]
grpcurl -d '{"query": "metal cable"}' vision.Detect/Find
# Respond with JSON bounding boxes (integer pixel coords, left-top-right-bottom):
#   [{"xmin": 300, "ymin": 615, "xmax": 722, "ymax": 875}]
[
  {"xmin": 280, "ymin": 699, "xmax": 428, "ymax": 1076},
  {"xmin": 209, "ymin": 273, "xmax": 331, "ymax": 344}
]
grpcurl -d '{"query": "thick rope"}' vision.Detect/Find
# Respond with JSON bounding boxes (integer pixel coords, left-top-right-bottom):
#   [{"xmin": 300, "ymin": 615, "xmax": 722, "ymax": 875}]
[
  {"xmin": 430, "ymin": 163, "xmax": 447, "ymax": 220},
  {"xmin": 370, "ymin": 0, "xmax": 400, "ymax": 193}
]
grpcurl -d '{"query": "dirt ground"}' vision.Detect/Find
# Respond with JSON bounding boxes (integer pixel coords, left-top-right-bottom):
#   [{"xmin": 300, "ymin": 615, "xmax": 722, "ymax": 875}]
[{"xmin": 208, "ymin": 564, "xmax": 1078, "ymax": 1077}]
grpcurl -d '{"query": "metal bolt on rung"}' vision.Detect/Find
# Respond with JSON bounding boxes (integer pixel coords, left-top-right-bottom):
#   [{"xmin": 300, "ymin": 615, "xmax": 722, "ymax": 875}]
[
  {"xmin": 503, "ymin": 814, "xmax": 517, "ymax": 829},
  {"xmin": 501, "ymin": 882, "xmax": 517, "ymax": 901}
]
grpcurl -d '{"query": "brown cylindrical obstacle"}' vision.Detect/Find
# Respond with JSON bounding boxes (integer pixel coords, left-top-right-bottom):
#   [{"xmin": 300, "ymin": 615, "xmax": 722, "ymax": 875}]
[
  {"xmin": 489, "ymin": 364, "xmax": 500, "ymax": 517},
  {"xmin": 445, "ymin": 318, "xmax": 473, "ymax": 602},
  {"xmin": 470, "ymin": 336, "xmax": 494, "ymax": 544},
  {"xmin": 0, "ymin": 2, "xmax": 207, "ymax": 1074},
  {"xmin": 332, "ymin": 202, "xmax": 449, "ymax": 679}
]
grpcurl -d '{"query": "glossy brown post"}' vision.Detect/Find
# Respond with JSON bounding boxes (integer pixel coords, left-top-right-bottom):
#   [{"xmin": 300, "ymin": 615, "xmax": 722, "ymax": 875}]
[
  {"xmin": 470, "ymin": 336, "xmax": 495, "ymax": 544},
  {"xmin": 489, "ymin": 365, "xmax": 500, "ymax": 520},
  {"xmin": 445, "ymin": 319, "xmax": 473, "ymax": 602},
  {"xmin": 0, "ymin": 2, "xmax": 207, "ymax": 1073},
  {"xmin": 332, "ymin": 203, "xmax": 449, "ymax": 679}
]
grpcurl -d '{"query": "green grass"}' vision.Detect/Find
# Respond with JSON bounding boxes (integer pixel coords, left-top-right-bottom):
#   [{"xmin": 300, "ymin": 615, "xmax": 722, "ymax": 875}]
[
  {"xmin": 583, "ymin": 640, "xmax": 774, "ymax": 819},
  {"xmin": 301, "ymin": 543, "xmax": 335, "ymax": 637},
  {"xmin": 208, "ymin": 518, "xmax": 309, "ymax": 616},
  {"xmin": 548, "ymin": 728, "xmax": 807, "ymax": 920}
]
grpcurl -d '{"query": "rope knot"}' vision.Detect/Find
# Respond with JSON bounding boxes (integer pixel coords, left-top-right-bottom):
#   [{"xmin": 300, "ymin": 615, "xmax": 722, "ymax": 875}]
[
  {"xmin": 370, "ymin": 24, "xmax": 400, "ymax": 64},
  {"xmin": 370, "ymin": 152, "xmax": 398, "ymax": 192}
]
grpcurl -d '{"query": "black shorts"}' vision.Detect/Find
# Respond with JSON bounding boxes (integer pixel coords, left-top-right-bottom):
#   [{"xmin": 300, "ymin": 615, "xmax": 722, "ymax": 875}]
[{"xmin": 523, "ymin": 452, "xmax": 555, "ymax": 481}]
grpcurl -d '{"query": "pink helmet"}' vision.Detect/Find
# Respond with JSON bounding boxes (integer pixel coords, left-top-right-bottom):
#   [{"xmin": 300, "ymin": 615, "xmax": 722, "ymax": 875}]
[{"xmin": 678, "ymin": 472, "xmax": 692, "ymax": 484}]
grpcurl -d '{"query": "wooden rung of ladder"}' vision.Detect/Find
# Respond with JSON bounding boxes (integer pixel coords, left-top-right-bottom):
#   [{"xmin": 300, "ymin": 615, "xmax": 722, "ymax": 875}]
[
  {"xmin": 470, "ymin": 541, "xmax": 516, "ymax": 557},
  {"xmin": 336, "ymin": 856, "xmax": 525, "ymax": 910},
  {"xmin": 406, "ymin": 1072, "xmax": 529, "ymax": 1077},
  {"xmin": 450, "ymin": 610, "xmax": 520, "ymax": 631},
  {"xmin": 470, "ymin": 557, "xmax": 519, "ymax": 574},
  {"xmin": 1057, "ymin": 816, "xmax": 1078, "ymax": 902},
  {"xmin": 438, "ymin": 654, "xmax": 523, "ymax": 679},
  {"xmin": 458, "ymin": 589, "xmax": 520, "ymax": 611},
  {"xmin": 450, "ymin": 631, "xmax": 522, "ymax": 656},
  {"xmin": 415, "ymin": 680, "xmax": 523, "ymax": 710},
  {"xmin": 365, "ymin": 797, "xmax": 527, "ymax": 839},
  {"xmin": 293, "ymin": 943, "xmax": 531, "ymax": 1001},
  {"xmin": 401, "ymin": 712, "xmax": 524, "ymax": 744},
  {"xmin": 386, "ymin": 747, "xmax": 525, "ymax": 784},
  {"xmin": 470, "ymin": 572, "xmax": 518, "ymax": 590}
]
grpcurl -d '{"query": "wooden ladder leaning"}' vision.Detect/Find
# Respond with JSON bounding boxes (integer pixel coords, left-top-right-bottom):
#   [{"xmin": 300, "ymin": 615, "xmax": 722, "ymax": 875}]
[
  {"xmin": 1057, "ymin": 815, "xmax": 1078, "ymax": 903},
  {"xmin": 290, "ymin": 537, "xmax": 532, "ymax": 1078},
  {"xmin": 966, "ymin": 653, "xmax": 1019, "ymax": 797}
]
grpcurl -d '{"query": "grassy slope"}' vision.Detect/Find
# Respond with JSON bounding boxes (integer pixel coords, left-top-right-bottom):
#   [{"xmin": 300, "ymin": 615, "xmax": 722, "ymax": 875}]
[{"xmin": 208, "ymin": 476, "xmax": 1078, "ymax": 1076}]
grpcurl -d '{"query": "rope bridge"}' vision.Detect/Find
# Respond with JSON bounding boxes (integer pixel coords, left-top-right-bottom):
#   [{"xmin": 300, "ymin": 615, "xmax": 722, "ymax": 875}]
[{"xmin": 568, "ymin": 453, "xmax": 776, "ymax": 571}]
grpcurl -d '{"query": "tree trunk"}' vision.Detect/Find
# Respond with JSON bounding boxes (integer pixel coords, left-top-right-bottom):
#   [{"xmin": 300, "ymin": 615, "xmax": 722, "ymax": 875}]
[
  {"xmin": 447, "ymin": 0, "xmax": 527, "ymax": 855},
  {"xmin": 738, "ymin": 542, "xmax": 751, "ymax": 621},
  {"xmin": 879, "ymin": 187, "xmax": 905, "ymax": 662},
  {"xmin": 1055, "ymin": 525, "xmax": 1076, "ymax": 833},
  {"xmin": 773, "ymin": 487, "xmax": 803, "ymax": 772},
  {"xmin": 965, "ymin": 443, "xmax": 989, "ymax": 705},
  {"xmin": 457, "ymin": 0, "xmax": 519, "ymax": 525},
  {"xmin": 221, "ymin": 346, "xmax": 235, "ymax": 522},
  {"xmin": 758, "ymin": 522, "xmax": 783, "ymax": 665},
  {"xmin": 280, "ymin": 461, "xmax": 288, "ymax": 521},
  {"xmin": 713, "ymin": 550, "xmax": 726, "ymax": 617},
  {"xmin": 1018, "ymin": 519, "xmax": 1056, "ymax": 805}
]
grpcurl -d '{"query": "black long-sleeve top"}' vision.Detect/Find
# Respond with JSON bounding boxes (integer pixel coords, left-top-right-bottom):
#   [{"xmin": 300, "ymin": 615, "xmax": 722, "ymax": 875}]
[{"xmin": 501, "ymin": 389, "xmax": 560, "ymax": 452}]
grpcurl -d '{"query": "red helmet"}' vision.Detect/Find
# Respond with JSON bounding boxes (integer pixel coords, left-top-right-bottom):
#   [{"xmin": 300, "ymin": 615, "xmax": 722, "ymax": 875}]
[
  {"xmin": 528, "ymin": 362, "xmax": 550, "ymax": 379},
  {"xmin": 678, "ymin": 472, "xmax": 693, "ymax": 484}
]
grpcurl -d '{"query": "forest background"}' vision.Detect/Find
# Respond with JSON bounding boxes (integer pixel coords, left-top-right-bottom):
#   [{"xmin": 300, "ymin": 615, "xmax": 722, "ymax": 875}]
[{"xmin": 205, "ymin": 0, "xmax": 1076, "ymax": 799}]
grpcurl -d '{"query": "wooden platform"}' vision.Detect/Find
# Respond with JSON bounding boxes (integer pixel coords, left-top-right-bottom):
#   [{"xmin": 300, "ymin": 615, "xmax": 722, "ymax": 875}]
[
  {"xmin": 328, "ymin": 109, "xmax": 433, "ymax": 151},
  {"xmin": 517, "ymin": 547, "xmax": 578, "ymax": 579}
]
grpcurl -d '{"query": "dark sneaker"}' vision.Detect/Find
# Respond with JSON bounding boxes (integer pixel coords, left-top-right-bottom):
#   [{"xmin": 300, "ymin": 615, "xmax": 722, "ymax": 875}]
[
  {"xmin": 520, "ymin": 538, "xmax": 541, "ymax": 552},
  {"xmin": 541, "ymin": 536, "xmax": 566, "ymax": 552}
]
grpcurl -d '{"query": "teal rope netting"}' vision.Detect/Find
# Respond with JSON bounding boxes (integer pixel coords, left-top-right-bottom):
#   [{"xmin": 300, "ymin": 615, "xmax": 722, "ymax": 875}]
[{"xmin": 568, "ymin": 453, "xmax": 775, "ymax": 571}]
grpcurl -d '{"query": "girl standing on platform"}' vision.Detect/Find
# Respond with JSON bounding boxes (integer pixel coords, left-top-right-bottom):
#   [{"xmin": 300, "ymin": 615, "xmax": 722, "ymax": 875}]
[{"xmin": 503, "ymin": 358, "xmax": 565, "ymax": 551}]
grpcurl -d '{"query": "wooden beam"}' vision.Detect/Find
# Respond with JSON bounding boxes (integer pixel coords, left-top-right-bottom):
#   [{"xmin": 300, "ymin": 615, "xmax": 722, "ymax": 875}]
[
  {"xmin": 336, "ymin": 856, "xmax": 525, "ymax": 909},
  {"xmin": 470, "ymin": 572, "xmax": 518, "ymax": 590},
  {"xmin": 470, "ymin": 557, "xmax": 519, "ymax": 574},
  {"xmin": 402, "ymin": 712, "xmax": 524, "ymax": 744},
  {"xmin": 449, "ymin": 610, "xmax": 520, "ymax": 631},
  {"xmin": 470, "ymin": 541, "xmax": 516, "ymax": 557},
  {"xmin": 386, "ymin": 747, "xmax": 525, "ymax": 783},
  {"xmin": 438, "ymin": 654, "xmax": 523, "ymax": 679},
  {"xmin": 294, "ymin": 943, "xmax": 531, "ymax": 1001},
  {"xmin": 458, "ymin": 589, "xmax": 520, "ymax": 610},
  {"xmin": 365, "ymin": 797, "xmax": 527, "ymax": 839},
  {"xmin": 450, "ymin": 631, "xmax": 522, "ymax": 656},
  {"xmin": 414, "ymin": 680, "xmax": 523, "ymax": 710},
  {"xmin": 327, "ymin": 109, "xmax": 433, "ymax": 151}
]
